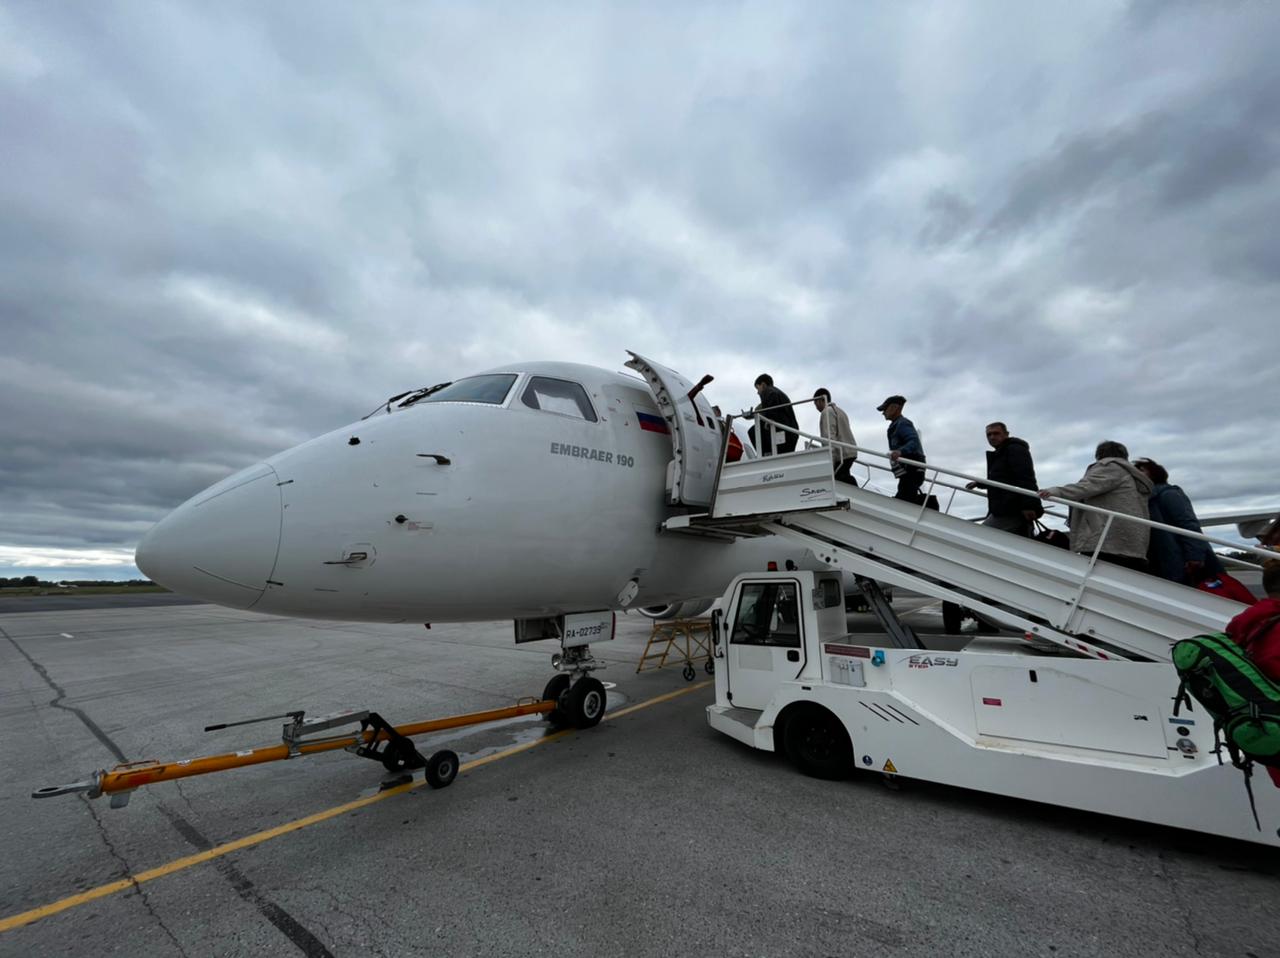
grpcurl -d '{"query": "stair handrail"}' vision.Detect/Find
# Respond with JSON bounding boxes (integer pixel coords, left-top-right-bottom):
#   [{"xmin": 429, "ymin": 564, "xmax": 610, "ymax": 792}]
[{"xmin": 729, "ymin": 415, "xmax": 1277, "ymax": 568}]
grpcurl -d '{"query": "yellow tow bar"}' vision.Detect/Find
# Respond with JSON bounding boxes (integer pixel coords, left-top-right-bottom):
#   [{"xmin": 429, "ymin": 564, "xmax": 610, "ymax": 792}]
[{"xmin": 33, "ymin": 699, "xmax": 558, "ymax": 806}]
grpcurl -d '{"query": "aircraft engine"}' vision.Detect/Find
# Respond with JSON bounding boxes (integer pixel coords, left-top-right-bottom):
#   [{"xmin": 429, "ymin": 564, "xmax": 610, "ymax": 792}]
[{"xmin": 636, "ymin": 599, "xmax": 715, "ymax": 620}]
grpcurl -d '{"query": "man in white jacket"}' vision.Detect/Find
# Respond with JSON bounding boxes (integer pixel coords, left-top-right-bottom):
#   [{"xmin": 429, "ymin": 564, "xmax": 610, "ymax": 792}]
[{"xmin": 813, "ymin": 388, "xmax": 858, "ymax": 486}]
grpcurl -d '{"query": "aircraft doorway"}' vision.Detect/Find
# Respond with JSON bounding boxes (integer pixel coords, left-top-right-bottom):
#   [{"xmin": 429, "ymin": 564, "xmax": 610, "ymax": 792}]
[{"xmin": 727, "ymin": 579, "xmax": 804, "ymax": 711}]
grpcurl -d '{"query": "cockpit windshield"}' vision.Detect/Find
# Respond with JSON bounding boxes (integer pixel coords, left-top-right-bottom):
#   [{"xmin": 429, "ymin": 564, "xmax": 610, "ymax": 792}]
[{"xmin": 415, "ymin": 374, "xmax": 517, "ymax": 406}]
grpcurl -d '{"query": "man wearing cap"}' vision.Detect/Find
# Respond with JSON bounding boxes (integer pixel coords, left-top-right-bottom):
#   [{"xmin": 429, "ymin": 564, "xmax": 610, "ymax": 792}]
[
  {"xmin": 879, "ymin": 395, "xmax": 926, "ymax": 504},
  {"xmin": 814, "ymin": 388, "xmax": 857, "ymax": 486}
]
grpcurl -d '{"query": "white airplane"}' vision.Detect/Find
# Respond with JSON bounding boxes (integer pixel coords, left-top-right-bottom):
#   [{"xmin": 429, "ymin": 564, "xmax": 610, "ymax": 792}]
[
  {"xmin": 135, "ymin": 353, "xmax": 804, "ymax": 632},
  {"xmin": 1199, "ymin": 510, "xmax": 1280, "ymax": 545}
]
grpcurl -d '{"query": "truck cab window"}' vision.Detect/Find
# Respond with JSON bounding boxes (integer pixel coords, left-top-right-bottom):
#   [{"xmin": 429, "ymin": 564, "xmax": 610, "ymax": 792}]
[
  {"xmin": 730, "ymin": 582, "xmax": 801, "ymax": 648},
  {"xmin": 520, "ymin": 377, "xmax": 598, "ymax": 422}
]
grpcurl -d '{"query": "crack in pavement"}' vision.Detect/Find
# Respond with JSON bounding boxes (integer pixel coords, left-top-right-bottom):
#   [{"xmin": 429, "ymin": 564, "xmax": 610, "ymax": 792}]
[
  {"xmin": 83, "ymin": 797, "xmax": 191, "ymax": 958},
  {"xmin": 4, "ymin": 625, "xmax": 127, "ymax": 764},
  {"xmin": 1156, "ymin": 849, "xmax": 1206, "ymax": 957},
  {"xmin": 171, "ymin": 780, "xmax": 202, "ymax": 820},
  {"xmin": 4, "ymin": 624, "xmax": 334, "ymax": 957},
  {"xmin": 309, "ymin": 884, "xmax": 381, "ymax": 951}
]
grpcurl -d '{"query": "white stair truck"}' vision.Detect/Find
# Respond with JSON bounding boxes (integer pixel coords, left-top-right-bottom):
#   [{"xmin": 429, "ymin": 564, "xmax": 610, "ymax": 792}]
[{"xmin": 706, "ymin": 566, "xmax": 1280, "ymax": 846}]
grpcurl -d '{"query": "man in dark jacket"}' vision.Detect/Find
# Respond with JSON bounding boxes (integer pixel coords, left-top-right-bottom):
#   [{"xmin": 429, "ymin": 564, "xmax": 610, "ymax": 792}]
[
  {"xmin": 968, "ymin": 422, "xmax": 1041, "ymax": 536},
  {"xmin": 751, "ymin": 374, "xmax": 798, "ymax": 456},
  {"xmin": 879, "ymin": 395, "xmax": 926, "ymax": 504},
  {"xmin": 946, "ymin": 422, "xmax": 1041, "ymax": 633}
]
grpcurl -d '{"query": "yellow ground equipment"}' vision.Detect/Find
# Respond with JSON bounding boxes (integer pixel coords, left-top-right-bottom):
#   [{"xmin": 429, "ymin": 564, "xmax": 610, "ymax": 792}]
[
  {"xmin": 33, "ymin": 699, "xmax": 561, "ymax": 808},
  {"xmin": 636, "ymin": 617, "xmax": 713, "ymax": 681}
]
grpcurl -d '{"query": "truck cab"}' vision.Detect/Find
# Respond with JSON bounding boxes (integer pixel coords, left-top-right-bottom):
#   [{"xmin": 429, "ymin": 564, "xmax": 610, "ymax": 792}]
[{"xmin": 709, "ymin": 570, "xmax": 858, "ymax": 777}]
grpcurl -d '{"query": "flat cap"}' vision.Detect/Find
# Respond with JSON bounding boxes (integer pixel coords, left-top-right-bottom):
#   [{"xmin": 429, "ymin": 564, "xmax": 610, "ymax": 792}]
[{"xmin": 876, "ymin": 395, "xmax": 906, "ymax": 411}]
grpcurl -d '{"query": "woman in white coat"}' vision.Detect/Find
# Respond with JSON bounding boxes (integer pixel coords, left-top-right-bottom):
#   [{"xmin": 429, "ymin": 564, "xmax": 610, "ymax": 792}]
[{"xmin": 1038, "ymin": 440, "xmax": 1154, "ymax": 571}]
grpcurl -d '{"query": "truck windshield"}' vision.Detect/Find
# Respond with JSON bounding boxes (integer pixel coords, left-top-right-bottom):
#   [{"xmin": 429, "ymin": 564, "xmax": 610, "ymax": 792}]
[{"xmin": 417, "ymin": 374, "xmax": 517, "ymax": 406}]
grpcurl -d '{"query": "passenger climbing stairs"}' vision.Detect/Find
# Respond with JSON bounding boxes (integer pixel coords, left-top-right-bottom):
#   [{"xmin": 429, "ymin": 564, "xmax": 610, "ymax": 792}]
[{"xmin": 664, "ymin": 449, "xmax": 1252, "ymax": 663}]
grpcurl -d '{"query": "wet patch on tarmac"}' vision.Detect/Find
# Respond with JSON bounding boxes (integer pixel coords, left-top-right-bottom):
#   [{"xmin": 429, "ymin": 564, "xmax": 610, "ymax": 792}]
[{"xmin": 355, "ymin": 687, "xmax": 629, "ymax": 799}]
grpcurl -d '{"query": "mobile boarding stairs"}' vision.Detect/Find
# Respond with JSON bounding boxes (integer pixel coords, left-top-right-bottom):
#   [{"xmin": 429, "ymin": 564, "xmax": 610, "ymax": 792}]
[
  {"xmin": 621, "ymin": 349, "xmax": 1270, "ymax": 664},
  {"xmin": 662, "ymin": 424, "xmax": 1280, "ymax": 846},
  {"xmin": 669, "ymin": 439, "xmax": 1260, "ymax": 664}
]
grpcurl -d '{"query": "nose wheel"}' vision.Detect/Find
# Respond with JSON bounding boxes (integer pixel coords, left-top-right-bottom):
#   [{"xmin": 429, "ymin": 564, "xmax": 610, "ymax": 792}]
[
  {"xmin": 542, "ymin": 673, "xmax": 571, "ymax": 725},
  {"xmin": 565, "ymin": 677, "xmax": 606, "ymax": 728},
  {"xmin": 543, "ymin": 673, "xmax": 606, "ymax": 729}
]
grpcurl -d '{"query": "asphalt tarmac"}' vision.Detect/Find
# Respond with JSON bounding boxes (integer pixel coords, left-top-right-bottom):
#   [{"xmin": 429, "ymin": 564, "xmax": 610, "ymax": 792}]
[
  {"xmin": 0, "ymin": 593, "xmax": 203, "ymax": 614},
  {"xmin": 1, "ymin": 599, "xmax": 1277, "ymax": 957}
]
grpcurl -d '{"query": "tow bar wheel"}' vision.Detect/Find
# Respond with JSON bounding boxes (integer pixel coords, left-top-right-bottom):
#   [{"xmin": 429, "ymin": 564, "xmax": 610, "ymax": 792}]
[{"xmin": 425, "ymin": 749, "xmax": 459, "ymax": 789}]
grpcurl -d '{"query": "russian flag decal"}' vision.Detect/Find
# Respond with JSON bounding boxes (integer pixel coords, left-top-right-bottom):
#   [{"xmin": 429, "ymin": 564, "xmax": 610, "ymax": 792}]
[{"xmin": 636, "ymin": 412, "xmax": 670, "ymax": 434}]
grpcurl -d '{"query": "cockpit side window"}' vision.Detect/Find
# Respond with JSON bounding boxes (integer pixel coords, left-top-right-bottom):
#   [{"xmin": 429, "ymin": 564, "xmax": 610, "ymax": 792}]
[
  {"xmin": 520, "ymin": 377, "xmax": 598, "ymax": 422},
  {"xmin": 418, "ymin": 374, "xmax": 517, "ymax": 406}
]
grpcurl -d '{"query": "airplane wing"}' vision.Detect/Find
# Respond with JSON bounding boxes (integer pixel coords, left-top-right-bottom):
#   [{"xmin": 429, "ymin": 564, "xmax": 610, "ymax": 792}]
[{"xmin": 1199, "ymin": 509, "xmax": 1280, "ymax": 545}]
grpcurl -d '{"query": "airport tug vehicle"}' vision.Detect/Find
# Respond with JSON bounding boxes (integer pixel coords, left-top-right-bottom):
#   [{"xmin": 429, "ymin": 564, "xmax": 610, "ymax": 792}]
[{"xmin": 33, "ymin": 614, "xmax": 613, "ymax": 808}]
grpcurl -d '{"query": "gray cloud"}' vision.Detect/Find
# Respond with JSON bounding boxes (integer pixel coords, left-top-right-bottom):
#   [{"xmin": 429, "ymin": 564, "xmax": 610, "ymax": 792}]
[{"xmin": 1, "ymin": 2, "xmax": 1278, "ymax": 580}]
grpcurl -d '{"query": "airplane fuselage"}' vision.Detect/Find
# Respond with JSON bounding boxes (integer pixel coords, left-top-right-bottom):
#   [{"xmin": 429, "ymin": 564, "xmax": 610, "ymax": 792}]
[{"xmin": 136, "ymin": 361, "xmax": 791, "ymax": 622}]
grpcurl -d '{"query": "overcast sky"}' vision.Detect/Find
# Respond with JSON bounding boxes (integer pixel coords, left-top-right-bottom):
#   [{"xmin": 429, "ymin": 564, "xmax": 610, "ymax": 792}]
[{"xmin": 2, "ymin": 2, "xmax": 1278, "ymax": 581}]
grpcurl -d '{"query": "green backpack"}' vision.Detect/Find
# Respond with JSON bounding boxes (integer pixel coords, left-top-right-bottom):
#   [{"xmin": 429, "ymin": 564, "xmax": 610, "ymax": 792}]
[{"xmin": 1172, "ymin": 627, "xmax": 1280, "ymax": 828}]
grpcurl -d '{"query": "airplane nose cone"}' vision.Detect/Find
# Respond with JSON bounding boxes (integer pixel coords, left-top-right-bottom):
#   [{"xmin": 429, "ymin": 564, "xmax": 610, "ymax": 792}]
[{"xmin": 136, "ymin": 464, "xmax": 282, "ymax": 609}]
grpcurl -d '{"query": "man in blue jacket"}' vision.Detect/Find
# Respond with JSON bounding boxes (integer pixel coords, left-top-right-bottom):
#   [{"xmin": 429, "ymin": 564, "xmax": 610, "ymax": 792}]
[{"xmin": 879, "ymin": 395, "xmax": 926, "ymax": 504}]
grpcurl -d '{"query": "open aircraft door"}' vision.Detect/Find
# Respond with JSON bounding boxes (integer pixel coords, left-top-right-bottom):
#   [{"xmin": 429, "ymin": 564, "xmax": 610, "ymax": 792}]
[{"xmin": 625, "ymin": 351, "xmax": 724, "ymax": 508}]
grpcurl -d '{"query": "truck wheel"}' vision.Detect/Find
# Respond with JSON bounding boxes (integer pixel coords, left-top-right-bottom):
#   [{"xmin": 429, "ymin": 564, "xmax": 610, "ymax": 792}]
[
  {"xmin": 566, "ymin": 677, "xmax": 607, "ymax": 729},
  {"xmin": 783, "ymin": 707, "xmax": 851, "ymax": 780},
  {"xmin": 542, "ymin": 673, "xmax": 571, "ymax": 724},
  {"xmin": 424, "ymin": 749, "xmax": 459, "ymax": 789}
]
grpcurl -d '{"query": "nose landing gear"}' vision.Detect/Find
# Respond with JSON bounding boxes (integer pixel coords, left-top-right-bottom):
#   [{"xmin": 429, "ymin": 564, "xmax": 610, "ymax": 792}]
[{"xmin": 544, "ymin": 644, "xmax": 608, "ymax": 729}]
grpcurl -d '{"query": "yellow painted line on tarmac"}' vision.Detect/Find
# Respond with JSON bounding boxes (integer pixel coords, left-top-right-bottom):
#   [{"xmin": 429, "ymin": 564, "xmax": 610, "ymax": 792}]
[
  {"xmin": 0, "ymin": 678, "xmax": 714, "ymax": 934},
  {"xmin": 603, "ymin": 679, "xmax": 711, "ymax": 721}
]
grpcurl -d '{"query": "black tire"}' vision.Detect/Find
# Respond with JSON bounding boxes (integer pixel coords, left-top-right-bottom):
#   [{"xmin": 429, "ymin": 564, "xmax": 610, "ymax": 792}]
[
  {"xmin": 704, "ymin": 659, "xmax": 715, "ymax": 675},
  {"xmin": 542, "ymin": 672, "xmax": 571, "ymax": 702},
  {"xmin": 782, "ymin": 707, "xmax": 851, "ymax": 780},
  {"xmin": 424, "ymin": 749, "xmax": 459, "ymax": 789},
  {"xmin": 542, "ymin": 673, "xmax": 572, "ymax": 724},
  {"xmin": 378, "ymin": 738, "xmax": 424, "ymax": 773},
  {"xmin": 682, "ymin": 663, "xmax": 696, "ymax": 682},
  {"xmin": 565, "ymin": 677, "xmax": 607, "ymax": 729}
]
